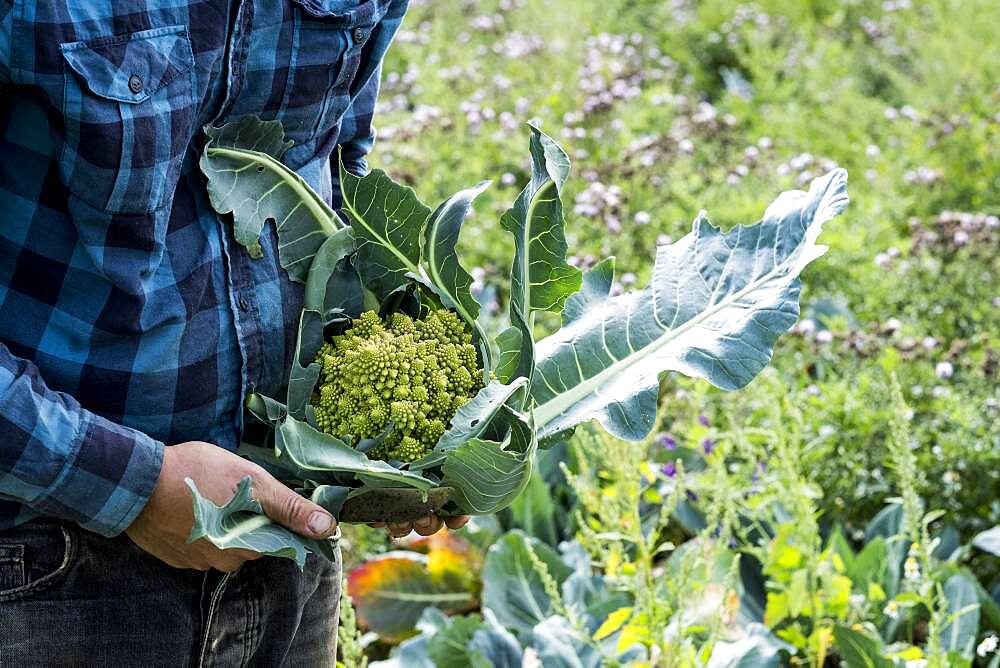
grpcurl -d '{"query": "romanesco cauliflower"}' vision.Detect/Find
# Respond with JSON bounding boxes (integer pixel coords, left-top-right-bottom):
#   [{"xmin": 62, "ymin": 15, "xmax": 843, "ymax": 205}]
[{"xmin": 311, "ymin": 309, "xmax": 483, "ymax": 462}]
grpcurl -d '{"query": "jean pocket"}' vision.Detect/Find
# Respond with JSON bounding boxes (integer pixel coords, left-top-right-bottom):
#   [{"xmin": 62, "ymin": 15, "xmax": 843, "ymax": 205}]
[
  {"xmin": 59, "ymin": 25, "xmax": 197, "ymax": 214},
  {"xmin": 0, "ymin": 521, "xmax": 78, "ymax": 601}
]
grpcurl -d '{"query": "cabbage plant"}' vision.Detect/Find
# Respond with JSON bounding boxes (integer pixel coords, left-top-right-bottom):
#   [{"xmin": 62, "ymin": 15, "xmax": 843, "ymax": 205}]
[{"xmin": 190, "ymin": 116, "xmax": 849, "ymax": 566}]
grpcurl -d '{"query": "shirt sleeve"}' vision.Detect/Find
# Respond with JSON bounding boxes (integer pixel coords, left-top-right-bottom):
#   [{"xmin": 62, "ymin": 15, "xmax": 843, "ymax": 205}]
[
  {"xmin": 0, "ymin": 343, "xmax": 164, "ymax": 536},
  {"xmin": 1, "ymin": 0, "xmax": 13, "ymax": 85}
]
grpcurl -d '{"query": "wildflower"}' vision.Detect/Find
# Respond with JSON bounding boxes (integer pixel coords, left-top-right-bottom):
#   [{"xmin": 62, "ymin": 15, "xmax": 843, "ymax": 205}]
[
  {"xmin": 661, "ymin": 461, "xmax": 677, "ymax": 478},
  {"xmin": 921, "ymin": 337, "xmax": 937, "ymax": 350},
  {"xmin": 500, "ymin": 172, "xmax": 517, "ymax": 186},
  {"xmin": 815, "ymin": 330, "xmax": 834, "ymax": 344},
  {"xmin": 866, "ymin": 144, "xmax": 881, "ymax": 158},
  {"xmin": 904, "ymin": 660, "xmax": 927, "ymax": 668},
  {"xmin": 904, "ymin": 556, "xmax": 920, "ymax": 581},
  {"xmin": 634, "ymin": 211, "xmax": 651, "ymax": 225},
  {"xmin": 884, "ymin": 601, "xmax": 900, "ymax": 619},
  {"xmin": 935, "ymin": 361, "xmax": 954, "ymax": 379},
  {"xmin": 885, "ymin": 317, "xmax": 902, "ymax": 332},
  {"xmin": 796, "ymin": 318, "xmax": 816, "ymax": 335},
  {"xmin": 701, "ymin": 438, "xmax": 716, "ymax": 455},
  {"xmin": 658, "ymin": 433, "xmax": 677, "ymax": 450},
  {"xmin": 977, "ymin": 635, "xmax": 998, "ymax": 657},
  {"xmin": 698, "ymin": 414, "xmax": 710, "ymax": 427}
]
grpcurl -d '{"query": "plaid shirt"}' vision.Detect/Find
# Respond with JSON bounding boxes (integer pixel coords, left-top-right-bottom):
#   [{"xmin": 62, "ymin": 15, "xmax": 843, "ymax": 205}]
[{"xmin": 0, "ymin": 0, "xmax": 407, "ymax": 537}]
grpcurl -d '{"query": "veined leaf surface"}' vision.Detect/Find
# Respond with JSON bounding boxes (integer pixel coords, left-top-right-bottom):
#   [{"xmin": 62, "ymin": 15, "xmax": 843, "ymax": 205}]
[
  {"xmin": 501, "ymin": 125, "xmax": 581, "ymax": 318},
  {"xmin": 531, "ymin": 169, "xmax": 849, "ymax": 441},
  {"xmin": 200, "ymin": 116, "xmax": 342, "ymax": 281},
  {"xmin": 339, "ymin": 158, "xmax": 431, "ymax": 299},
  {"xmin": 442, "ymin": 408, "xmax": 536, "ymax": 515},
  {"xmin": 187, "ymin": 476, "xmax": 343, "ymax": 569},
  {"xmin": 422, "ymin": 181, "xmax": 490, "ymax": 333}
]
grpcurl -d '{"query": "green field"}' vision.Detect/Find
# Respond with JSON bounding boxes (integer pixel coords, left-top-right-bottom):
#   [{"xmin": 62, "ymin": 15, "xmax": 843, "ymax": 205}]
[{"xmin": 339, "ymin": 1, "xmax": 1000, "ymax": 665}]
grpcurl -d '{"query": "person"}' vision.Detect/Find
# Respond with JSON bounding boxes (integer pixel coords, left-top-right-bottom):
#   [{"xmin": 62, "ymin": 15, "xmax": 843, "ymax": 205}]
[{"xmin": 0, "ymin": 1, "xmax": 465, "ymax": 664}]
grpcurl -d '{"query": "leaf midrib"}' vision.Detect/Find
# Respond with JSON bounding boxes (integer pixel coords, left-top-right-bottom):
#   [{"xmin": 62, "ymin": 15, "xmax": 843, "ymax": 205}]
[
  {"xmin": 341, "ymin": 174, "xmax": 424, "ymax": 278},
  {"xmin": 532, "ymin": 238, "xmax": 802, "ymax": 428},
  {"xmin": 206, "ymin": 146, "xmax": 341, "ymax": 235}
]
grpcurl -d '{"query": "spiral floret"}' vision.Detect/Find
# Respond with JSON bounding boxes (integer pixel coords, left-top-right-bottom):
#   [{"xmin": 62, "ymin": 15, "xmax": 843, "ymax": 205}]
[{"xmin": 311, "ymin": 309, "xmax": 483, "ymax": 462}]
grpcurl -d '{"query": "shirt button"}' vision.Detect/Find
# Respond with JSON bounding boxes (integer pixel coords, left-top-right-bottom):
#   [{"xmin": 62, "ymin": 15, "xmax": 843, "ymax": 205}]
[
  {"xmin": 238, "ymin": 296, "xmax": 251, "ymax": 312},
  {"xmin": 353, "ymin": 27, "xmax": 367, "ymax": 42},
  {"xmin": 128, "ymin": 74, "xmax": 143, "ymax": 94}
]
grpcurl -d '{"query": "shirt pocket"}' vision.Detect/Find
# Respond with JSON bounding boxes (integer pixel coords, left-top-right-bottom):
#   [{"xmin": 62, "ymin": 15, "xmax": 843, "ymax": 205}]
[
  {"xmin": 58, "ymin": 25, "xmax": 197, "ymax": 215},
  {"xmin": 282, "ymin": 0, "xmax": 390, "ymax": 153}
]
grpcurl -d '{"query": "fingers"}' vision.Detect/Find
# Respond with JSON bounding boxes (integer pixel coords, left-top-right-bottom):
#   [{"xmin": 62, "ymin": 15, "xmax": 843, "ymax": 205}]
[
  {"xmin": 383, "ymin": 514, "xmax": 467, "ymax": 539},
  {"xmin": 255, "ymin": 475, "xmax": 338, "ymax": 539},
  {"xmin": 413, "ymin": 515, "xmax": 443, "ymax": 536},
  {"xmin": 387, "ymin": 522, "xmax": 412, "ymax": 538}
]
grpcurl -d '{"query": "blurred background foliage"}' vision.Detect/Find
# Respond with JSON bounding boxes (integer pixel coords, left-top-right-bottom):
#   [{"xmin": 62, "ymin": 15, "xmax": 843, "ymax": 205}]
[{"xmin": 336, "ymin": 0, "xmax": 1000, "ymax": 665}]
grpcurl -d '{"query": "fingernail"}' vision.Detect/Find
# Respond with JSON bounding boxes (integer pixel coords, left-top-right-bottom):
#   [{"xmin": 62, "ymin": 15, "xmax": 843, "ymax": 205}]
[{"xmin": 308, "ymin": 511, "xmax": 332, "ymax": 535}]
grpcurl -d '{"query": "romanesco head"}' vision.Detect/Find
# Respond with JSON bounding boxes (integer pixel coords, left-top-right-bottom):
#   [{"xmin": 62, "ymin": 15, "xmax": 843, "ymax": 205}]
[{"xmin": 310, "ymin": 308, "xmax": 483, "ymax": 462}]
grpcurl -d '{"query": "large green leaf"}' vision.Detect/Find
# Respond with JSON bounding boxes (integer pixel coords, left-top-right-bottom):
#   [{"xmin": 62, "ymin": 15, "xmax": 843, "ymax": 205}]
[
  {"xmin": 530, "ymin": 169, "xmax": 849, "ymax": 441},
  {"xmin": 831, "ymin": 624, "xmax": 891, "ymax": 668},
  {"xmin": 200, "ymin": 116, "xmax": 342, "ymax": 281},
  {"xmin": 339, "ymin": 157, "xmax": 431, "ymax": 299},
  {"xmin": 187, "ymin": 476, "xmax": 343, "ymax": 569},
  {"xmin": 498, "ymin": 126, "xmax": 581, "ymax": 384},
  {"xmin": 707, "ymin": 624, "xmax": 794, "ymax": 667},
  {"xmin": 562, "ymin": 257, "xmax": 616, "ymax": 324},
  {"xmin": 274, "ymin": 410, "xmax": 436, "ymax": 492},
  {"xmin": 972, "ymin": 526, "xmax": 1000, "ymax": 556},
  {"xmin": 303, "ymin": 227, "xmax": 358, "ymax": 316},
  {"xmin": 422, "ymin": 181, "xmax": 490, "ymax": 330},
  {"xmin": 530, "ymin": 616, "xmax": 603, "ymax": 668},
  {"xmin": 436, "ymin": 378, "xmax": 529, "ymax": 451},
  {"xmin": 481, "ymin": 530, "xmax": 574, "ymax": 633},
  {"xmin": 501, "ymin": 124, "xmax": 582, "ymax": 319},
  {"xmin": 941, "ymin": 573, "xmax": 981, "ymax": 657},
  {"xmin": 348, "ymin": 549, "xmax": 478, "ymax": 643},
  {"xmin": 442, "ymin": 408, "xmax": 536, "ymax": 514},
  {"xmin": 285, "ymin": 309, "xmax": 324, "ymax": 421}
]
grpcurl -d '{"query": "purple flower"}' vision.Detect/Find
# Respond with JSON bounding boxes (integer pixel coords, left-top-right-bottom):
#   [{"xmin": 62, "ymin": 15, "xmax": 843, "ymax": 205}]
[
  {"xmin": 698, "ymin": 413, "xmax": 710, "ymax": 427},
  {"xmin": 658, "ymin": 433, "xmax": 677, "ymax": 450},
  {"xmin": 661, "ymin": 461, "xmax": 677, "ymax": 477},
  {"xmin": 701, "ymin": 438, "xmax": 716, "ymax": 455},
  {"xmin": 686, "ymin": 490, "xmax": 699, "ymax": 502}
]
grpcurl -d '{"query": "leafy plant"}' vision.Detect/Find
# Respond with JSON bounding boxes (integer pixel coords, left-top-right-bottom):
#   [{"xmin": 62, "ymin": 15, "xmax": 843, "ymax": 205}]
[{"xmin": 187, "ymin": 115, "xmax": 848, "ymax": 566}]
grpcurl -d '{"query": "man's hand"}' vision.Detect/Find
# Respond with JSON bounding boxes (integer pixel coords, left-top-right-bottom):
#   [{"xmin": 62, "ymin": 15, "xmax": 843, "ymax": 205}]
[
  {"xmin": 126, "ymin": 441, "xmax": 338, "ymax": 571},
  {"xmin": 370, "ymin": 515, "xmax": 470, "ymax": 538}
]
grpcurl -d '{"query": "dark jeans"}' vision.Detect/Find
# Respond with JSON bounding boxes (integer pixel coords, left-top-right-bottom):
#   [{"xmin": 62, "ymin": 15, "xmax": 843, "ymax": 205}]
[{"xmin": 0, "ymin": 519, "xmax": 341, "ymax": 667}]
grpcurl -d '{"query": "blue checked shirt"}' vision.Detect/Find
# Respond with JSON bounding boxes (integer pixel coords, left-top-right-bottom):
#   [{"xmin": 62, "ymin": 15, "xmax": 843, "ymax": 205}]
[{"xmin": 0, "ymin": 0, "xmax": 407, "ymax": 537}]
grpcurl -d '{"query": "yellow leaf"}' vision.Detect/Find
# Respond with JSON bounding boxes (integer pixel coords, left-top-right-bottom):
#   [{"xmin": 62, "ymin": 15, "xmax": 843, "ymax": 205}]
[
  {"xmin": 892, "ymin": 646, "xmax": 924, "ymax": 661},
  {"xmin": 593, "ymin": 607, "xmax": 633, "ymax": 641},
  {"xmin": 775, "ymin": 544, "xmax": 803, "ymax": 570},
  {"xmin": 766, "ymin": 592, "xmax": 789, "ymax": 626},
  {"xmin": 868, "ymin": 582, "xmax": 886, "ymax": 602},
  {"xmin": 616, "ymin": 624, "xmax": 651, "ymax": 654}
]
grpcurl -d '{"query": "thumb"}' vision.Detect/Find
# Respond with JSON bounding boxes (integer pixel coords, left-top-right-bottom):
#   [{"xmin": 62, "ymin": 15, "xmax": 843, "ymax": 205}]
[{"xmin": 256, "ymin": 476, "xmax": 337, "ymax": 539}]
